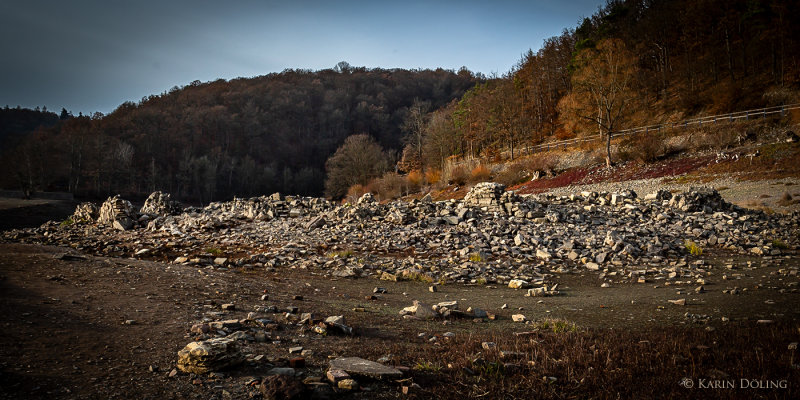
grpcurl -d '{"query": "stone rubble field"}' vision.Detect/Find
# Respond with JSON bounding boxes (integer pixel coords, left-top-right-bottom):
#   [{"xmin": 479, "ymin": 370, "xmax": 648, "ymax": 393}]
[
  {"xmin": 2, "ymin": 182, "xmax": 799, "ymax": 398},
  {"xmin": 6, "ymin": 182, "xmax": 799, "ymax": 291}
]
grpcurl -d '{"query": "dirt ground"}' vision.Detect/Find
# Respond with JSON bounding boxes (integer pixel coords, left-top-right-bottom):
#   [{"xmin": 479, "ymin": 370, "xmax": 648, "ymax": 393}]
[{"xmin": 1, "ymin": 242, "xmax": 798, "ymax": 399}]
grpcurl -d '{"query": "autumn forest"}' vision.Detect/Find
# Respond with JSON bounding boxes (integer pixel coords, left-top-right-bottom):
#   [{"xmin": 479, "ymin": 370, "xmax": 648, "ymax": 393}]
[{"xmin": 2, "ymin": 0, "xmax": 799, "ymax": 202}]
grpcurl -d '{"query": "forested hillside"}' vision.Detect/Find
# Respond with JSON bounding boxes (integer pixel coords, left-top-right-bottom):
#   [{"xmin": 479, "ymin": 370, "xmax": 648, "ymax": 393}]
[
  {"xmin": 0, "ymin": 66, "xmax": 477, "ymax": 201},
  {"xmin": 409, "ymin": 0, "xmax": 800, "ymax": 171},
  {"xmin": 2, "ymin": 0, "xmax": 798, "ymax": 202}
]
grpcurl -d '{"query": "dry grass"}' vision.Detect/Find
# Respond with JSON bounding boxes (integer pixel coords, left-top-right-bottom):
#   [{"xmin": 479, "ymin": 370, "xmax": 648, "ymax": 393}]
[{"xmin": 364, "ymin": 322, "xmax": 800, "ymax": 399}]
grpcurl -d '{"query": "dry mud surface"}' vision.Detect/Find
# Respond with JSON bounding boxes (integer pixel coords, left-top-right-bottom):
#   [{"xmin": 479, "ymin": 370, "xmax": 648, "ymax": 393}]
[{"xmin": 1, "ymin": 243, "xmax": 799, "ymax": 399}]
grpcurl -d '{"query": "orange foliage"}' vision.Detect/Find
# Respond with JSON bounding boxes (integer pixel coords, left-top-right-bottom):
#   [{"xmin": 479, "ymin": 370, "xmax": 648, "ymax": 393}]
[
  {"xmin": 425, "ymin": 169, "xmax": 441, "ymax": 185},
  {"xmin": 470, "ymin": 165, "xmax": 491, "ymax": 183}
]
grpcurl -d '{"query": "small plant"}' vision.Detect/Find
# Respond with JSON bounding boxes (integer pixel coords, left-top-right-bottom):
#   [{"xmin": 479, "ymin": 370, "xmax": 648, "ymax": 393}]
[
  {"xmin": 684, "ymin": 240, "xmax": 703, "ymax": 256},
  {"xmin": 475, "ymin": 277, "xmax": 487, "ymax": 285},
  {"xmin": 205, "ymin": 247, "xmax": 222, "ymax": 256},
  {"xmin": 772, "ymin": 239, "xmax": 789, "ymax": 250},
  {"xmin": 327, "ymin": 250, "xmax": 354, "ymax": 258},
  {"xmin": 404, "ymin": 271, "xmax": 435, "ymax": 284},
  {"xmin": 468, "ymin": 252, "xmax": 485, "ymax": 262},
  {"xmin": 414, "ymin": 360, "xmax": 442, "ymax": 372},
  {"xmin": 60, "ymin": 217, "xmax": 75, "ymax": 227},
  {"xmin": 473, "ymin": 361, "xmax": 505, "ymax": 378},
  {"xmin": 536, "ymin": 318, "xmax": 579, "ymax": 333}
]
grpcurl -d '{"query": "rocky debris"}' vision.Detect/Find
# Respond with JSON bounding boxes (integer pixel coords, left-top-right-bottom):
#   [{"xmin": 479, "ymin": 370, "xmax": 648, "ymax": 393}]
[
  {"xmin": 72, "ymin": 202, "xmax": 98, "ymax": 222},
  {"xmin": 668, "ymin": 187, "xmax": 729, "ymax": 213},
  {"xmin": 98, "ymin": 195, "xmax": 138, "ymax": 230},
  {"xmin": 258, "ymin": 375, "xmax": 307, "ymax": 400},
  {"xmin": 140, "ymin": 191, "xmax": 182, "ymax": 216},
  {"xmin": 5, "ymin": 185, "xmax": 799, "ymax": 289},
  {"xmin": 176, "ymin": 337, "xmax": 243, "ymax": 374},
  {"xmin": 328, "ymin": 357, "xmax": 403, "ymax": 380}
]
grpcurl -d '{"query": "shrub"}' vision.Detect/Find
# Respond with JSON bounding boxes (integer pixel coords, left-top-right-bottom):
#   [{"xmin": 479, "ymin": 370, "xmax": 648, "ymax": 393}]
[
  {"xmin": 425, "ymin": 169, "xmax": 441, "ymax": 185},
  {"xmin": 406, "ymin": 170, "xmax": 423, "ymax": 193},
  {"xmin": 345, "ymin": 184, "xmax": 369, "ymax": 204},
  {"xmin": 469, "ymin": 164, "xmax": 492, "ymax": 183},
  {"xmin": 496, "ymin": 162, "xmax": 529, "ymax": 186},
  {"xmin": 620, "ymin": 132, "xmax": 665, "ymax": 163},
  {"xmin": 374, "ymin": 172, "xmax": 406, "ymax": 200},
  {"xmin": 446, "ymin": 165, "xmax": 469, "ymax": 186},
  {"xmin": 684, "ymin": 240, "xmax": 703, "ymax": 256},
  {"xmin": 772, "ymin": 239, "xmax": 789, "ymax": 250}
]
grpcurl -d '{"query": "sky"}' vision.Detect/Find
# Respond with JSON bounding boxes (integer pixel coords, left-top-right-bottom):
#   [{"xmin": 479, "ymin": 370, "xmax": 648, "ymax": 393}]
[{"xmin": 0, "ymin": 0, "xmax": 604, "ymax": 116}]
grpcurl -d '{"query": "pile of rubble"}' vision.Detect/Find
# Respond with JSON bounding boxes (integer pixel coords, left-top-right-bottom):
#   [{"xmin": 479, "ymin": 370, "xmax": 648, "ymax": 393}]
[{"xmin": 5, "ymin": 183, "xmax": 799, "ymax": 288}]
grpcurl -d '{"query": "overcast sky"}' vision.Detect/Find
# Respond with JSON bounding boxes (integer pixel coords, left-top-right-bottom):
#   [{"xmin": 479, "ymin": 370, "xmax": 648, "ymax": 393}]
[{"xmin": 1, "ymin": 0, "xmax": 603, "ymax": 115}]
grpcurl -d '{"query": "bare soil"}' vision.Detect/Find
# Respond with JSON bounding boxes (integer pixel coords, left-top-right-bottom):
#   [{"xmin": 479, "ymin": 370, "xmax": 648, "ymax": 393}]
[{"xmin": 2, "ymin": 243, "xmax": 798, "ymax": 399}]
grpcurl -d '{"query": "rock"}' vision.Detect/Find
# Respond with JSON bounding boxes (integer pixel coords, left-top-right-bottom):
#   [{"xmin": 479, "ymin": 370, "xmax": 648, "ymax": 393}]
[
  {"xmin": 140, "ymin": 191, "xmax": 181, "ymax": 216},
  {"xmin": 463, "ymin": 182, "xmax": 509, "ymax": 211},
  {"xmin": 536, "ymin": 248, "xmax": 552, "ymax": 260},
  {"xmin": 337, "ymin": 379, "xmax": 359, "ymax": 391},
  {"xmin": 176, "ymin": 337, "xmax": 243, "ymax": 374},
  {"xmin": 328, "ymin": 357, "xmax": 403, "ymax": 380},
  {"xmin": 305, "ymin": 215, "xmax": 327, "ymax": 231},
  {"xmin": 326, "ymin": 369, "xmax": 350, "ymax": 383},
  {"xmin": 72, "ymin": 202, "xmax": 99, "ymax": 222},
  {"xmin": 668, "ymin": 299, "xmax": 686, "ymax": 306},
  {"xmin": 98, "ymin": 195, "xmax": 137, "ymax": 230},
  {"xmin": 508, "ymin": 279, "xmax": 529, "ymax": 289},
  {"xmin": 357, "ymin": 193, "xmax": 376, "ymax": 205},
  {"xmin": 585, "ymin": 262, "xmax": 600, "ymax": 271},
  {"xmin": 259, "ymin": 375, "xmax": 307, "ymax": 400},
  {"xmin": 511, "ymin": 314, "xmax": 527, "ymax": 322},
  {"xmin": 401, "ymin": 301, "xmax": 437, "ymax": 320},
  {"xmin": 482, "ymin": 342, "xmax": 497, "ymax": 350}
]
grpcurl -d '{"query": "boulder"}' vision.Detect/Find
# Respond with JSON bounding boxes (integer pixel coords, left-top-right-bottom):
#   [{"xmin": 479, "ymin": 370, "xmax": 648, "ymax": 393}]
[
  {"xmin": 98, "ymin": 195, "xmax": 137, "ymax": 230},
  {"xmin": 140, "ymin": 191, "xmax": 181, "ymax": 216},
  {"xmin": 328, "ymin": 357, "xmax": 403, "ymax": 380},
  {"xmin": 176, "ymin": 337, "xmax": 243, "ymax": 374},
  {"xmin": 72, "ymin": 202, "xmax": 99, "ymax": 222}
]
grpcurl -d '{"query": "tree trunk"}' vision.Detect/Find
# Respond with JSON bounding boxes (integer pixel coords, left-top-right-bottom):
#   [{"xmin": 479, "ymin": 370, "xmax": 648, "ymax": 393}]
[{"xmin": 605, "ymin": 132, "xmax": 612, "ymax": 168}]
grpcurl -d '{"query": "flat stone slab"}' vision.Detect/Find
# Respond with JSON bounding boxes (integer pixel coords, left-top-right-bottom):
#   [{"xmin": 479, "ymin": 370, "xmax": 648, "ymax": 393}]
[{"xmin": 328, "ymin": 357, "xmax": 402, "ymax": 380}]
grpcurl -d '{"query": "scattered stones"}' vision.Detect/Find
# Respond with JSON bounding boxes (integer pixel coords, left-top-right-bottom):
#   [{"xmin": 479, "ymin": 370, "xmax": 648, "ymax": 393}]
[{"xmin": 259, "ymin": 375, "xmax": 306, "ymax": 400}]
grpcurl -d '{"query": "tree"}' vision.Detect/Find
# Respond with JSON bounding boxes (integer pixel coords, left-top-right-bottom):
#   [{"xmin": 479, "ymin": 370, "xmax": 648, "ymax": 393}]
[
  {"xmin": 400, "ymin": 99, "xmax": 430, "ymax": 172},
  {"xmin": 559, "ymin": 38, "xmax": 640, "ymax": 167},
  {"xmin": 324, "ymin": 134, "xmax": 391, "ymax": 199}
]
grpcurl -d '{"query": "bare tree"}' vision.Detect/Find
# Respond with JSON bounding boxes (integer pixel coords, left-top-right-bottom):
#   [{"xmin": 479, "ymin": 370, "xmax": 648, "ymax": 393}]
[
  {"xmin": 324, "ymin": 134, "xmax": 390, "ymax": 199},
  {"xmin": 558, "ymin": 38, "xmax": 640, "ymax": 167}
]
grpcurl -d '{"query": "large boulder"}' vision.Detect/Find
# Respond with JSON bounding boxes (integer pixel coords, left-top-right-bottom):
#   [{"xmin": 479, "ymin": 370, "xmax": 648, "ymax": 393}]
[
  {"xmin": 139, "ymin": 191, "xmax": 181, "ymax": 216},
  {"xmin": 72, "ymin": 202, "xmax": 99, "ymax": 222},
  {"xmin": 176, "ymin": 337, "xmax": 243, "ymax": 374},
  {"xmin": 98, "ymin": 195, "xmax": 137, "ymax": 230}
]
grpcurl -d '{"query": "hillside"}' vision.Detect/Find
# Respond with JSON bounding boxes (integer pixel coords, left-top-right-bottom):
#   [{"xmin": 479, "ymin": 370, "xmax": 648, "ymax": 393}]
[{"xmin": 0, "ymin": 67, "xmax": 477, "ymax": 201}]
